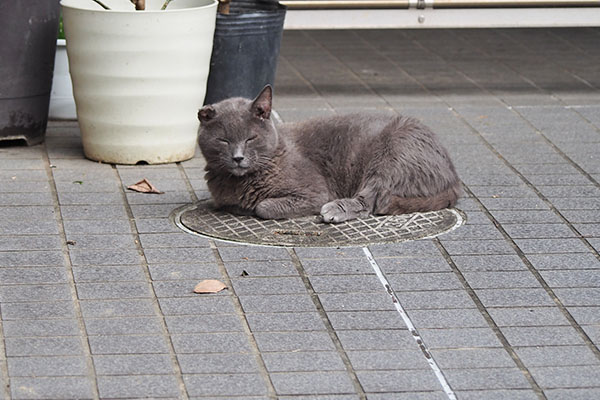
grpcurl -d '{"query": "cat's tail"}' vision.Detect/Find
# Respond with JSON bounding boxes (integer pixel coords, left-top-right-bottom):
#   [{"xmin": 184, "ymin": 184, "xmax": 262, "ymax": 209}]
[{"xmin": 381, "ymin": 183, "xmax": 462, "ymax": 215}]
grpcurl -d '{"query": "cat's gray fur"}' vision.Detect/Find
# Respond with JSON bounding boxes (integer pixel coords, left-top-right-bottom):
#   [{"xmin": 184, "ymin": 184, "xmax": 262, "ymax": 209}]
[{"xmin": 197, "ymin": 86, "xmax": 461, "ymax": 223}]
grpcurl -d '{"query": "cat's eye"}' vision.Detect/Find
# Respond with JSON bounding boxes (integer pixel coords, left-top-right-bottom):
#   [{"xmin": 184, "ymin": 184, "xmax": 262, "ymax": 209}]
[
  {"xmin": 217, "ymin": 138, "xmax": 229, "ymax": 144},
  {"xmin": 246, "ymin": 136, "xmax": 258, "ymax": 143}
]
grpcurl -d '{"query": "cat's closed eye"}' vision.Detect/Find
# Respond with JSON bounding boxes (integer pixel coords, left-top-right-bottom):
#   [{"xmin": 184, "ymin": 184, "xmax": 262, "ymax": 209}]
[
  {"xmin": 217, "ymin": 138, "xmax": 229, "ymax": 144},
  {"xmin": 246, "ymin": 136, "xmax": 258, "ymax": 143}
]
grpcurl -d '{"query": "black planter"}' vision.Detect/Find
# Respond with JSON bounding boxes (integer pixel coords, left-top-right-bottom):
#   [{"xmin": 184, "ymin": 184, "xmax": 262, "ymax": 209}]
[
  {"xmin": 0, "ymin": 0, "xmax": 60, "ymax": 146},
  {"xmin": 204, "ymin": 0, "xmax": 286, "ymax": 104}
]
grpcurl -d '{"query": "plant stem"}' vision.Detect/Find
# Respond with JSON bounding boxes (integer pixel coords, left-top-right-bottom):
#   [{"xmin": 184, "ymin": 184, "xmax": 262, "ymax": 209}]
[
  {"xmin": 91, "ymin": 0, "xmax": 111, "ymax": 9},
  {"xmin": 130, "ymin": 0, "xmax": 146, "ymax": 10},
  {"xmin": 161, "ymin": 0, "xmax": 173, "ymax": 10}
]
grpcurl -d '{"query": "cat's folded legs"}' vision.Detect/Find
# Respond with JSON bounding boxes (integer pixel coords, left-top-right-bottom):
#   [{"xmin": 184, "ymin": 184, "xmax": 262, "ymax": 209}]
[{"xmin": 255, "ymin": 197, "xmax": 322, "ymax": 220}]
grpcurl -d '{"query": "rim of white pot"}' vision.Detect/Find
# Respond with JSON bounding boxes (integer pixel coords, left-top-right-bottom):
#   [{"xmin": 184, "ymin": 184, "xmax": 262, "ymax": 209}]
[{"xmin": 60, "ymin": 0, "xmax": 217, "ymax": 14}]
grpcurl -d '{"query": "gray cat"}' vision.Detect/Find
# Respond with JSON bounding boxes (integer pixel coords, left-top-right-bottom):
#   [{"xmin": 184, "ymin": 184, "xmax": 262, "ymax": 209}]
[{"xmin": 197, "ymin": 86, "xmax": 461, "ymax": 223}]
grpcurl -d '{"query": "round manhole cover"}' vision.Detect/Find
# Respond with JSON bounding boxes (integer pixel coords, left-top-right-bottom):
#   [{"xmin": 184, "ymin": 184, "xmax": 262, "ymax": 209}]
[{"xmin": 174, "ymin": 200, "xmax": 465, "ymax": 247}]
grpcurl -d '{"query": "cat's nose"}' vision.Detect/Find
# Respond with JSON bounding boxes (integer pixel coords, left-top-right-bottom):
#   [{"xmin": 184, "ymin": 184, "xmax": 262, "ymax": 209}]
[{"xmin": 232, "ymin": 156, "xmax": 245, "ymax": 164}]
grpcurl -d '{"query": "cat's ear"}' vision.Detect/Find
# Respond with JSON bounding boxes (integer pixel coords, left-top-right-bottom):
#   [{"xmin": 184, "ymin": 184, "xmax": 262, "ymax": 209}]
[
  {"xmin": 198, "ymin": 105, "xmax": 216, "ymax": 123},
  {"xmin": 251, "ymin": 85, "xmax": 272, "ymax": 120}
]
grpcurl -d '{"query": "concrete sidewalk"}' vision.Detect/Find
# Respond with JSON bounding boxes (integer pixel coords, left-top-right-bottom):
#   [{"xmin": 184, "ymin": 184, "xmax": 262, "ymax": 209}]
[{"xmin": 1, "ymin": 27, "xmax": 600, "ymax": 399}]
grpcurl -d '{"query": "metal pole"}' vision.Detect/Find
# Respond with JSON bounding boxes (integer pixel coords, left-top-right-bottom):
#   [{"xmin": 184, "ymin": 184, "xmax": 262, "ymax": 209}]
[{"xmin": 280, "ymin": 0, "xmax": 600, "ymax": 9}]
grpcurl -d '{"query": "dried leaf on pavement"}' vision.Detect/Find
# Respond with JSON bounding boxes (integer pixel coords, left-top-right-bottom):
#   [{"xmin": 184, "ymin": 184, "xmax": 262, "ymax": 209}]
[
  {"xmin": 127, "ymin": 178, "xmax": 164, "ymax": 194},
  {"xmin": 194, "ymin": 279, "xmax": 227, "ymax": 294}
]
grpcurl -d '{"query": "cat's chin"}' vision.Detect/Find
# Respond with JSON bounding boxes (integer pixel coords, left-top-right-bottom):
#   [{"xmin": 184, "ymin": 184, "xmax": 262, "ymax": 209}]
[{"xmin": 230, "ymin": 167, "xmax": 250, "ymax": 177}]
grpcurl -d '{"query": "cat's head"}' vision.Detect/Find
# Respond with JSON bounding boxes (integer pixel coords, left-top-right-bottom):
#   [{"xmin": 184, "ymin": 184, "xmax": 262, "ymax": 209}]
[{"xmin": 197, "ymin": 85, "xmax": 278, "ymax": 177}]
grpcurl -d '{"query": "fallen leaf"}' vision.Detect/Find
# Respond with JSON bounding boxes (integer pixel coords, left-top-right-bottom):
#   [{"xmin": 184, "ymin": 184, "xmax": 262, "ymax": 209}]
[
  {"xmin": 194, "ymin": 279, "xmax": 227, "ymax": 294},
  {"xmin": 127, "ymin": 178, "xmax": 164, "ymax": 194},
  {"xmin": 240, "ymin": 270, "xmax": 249, "ymax": 277},
  {"xmin": 73, "ymin": 180, "xmax": 83, "ymax": 185}
]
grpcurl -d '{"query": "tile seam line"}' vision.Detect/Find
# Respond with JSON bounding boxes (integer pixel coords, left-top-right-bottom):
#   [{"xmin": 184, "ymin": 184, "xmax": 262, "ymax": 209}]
[
  {"xmin": 113, "ymin": 165, "xmax": 188, "ymax": 400},
  {"xmin": 287, "ymin": 248, "xmax": 367, "ymax": 399},
  {"xmin": 362, "ymin": 246, "xmax": 457, "ymax": 400},
  {"xmin": 176, "ymin": 162, "xmax": 278, "ymax": 399},
  {"xmin": 42, "ymin": 144, "xmax": 100, "ymax": 400}
]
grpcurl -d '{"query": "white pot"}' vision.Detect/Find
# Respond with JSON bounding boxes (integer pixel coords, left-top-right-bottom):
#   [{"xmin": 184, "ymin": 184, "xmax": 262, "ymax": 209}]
[
  {"xmin": 49, "ymin": 39, "xmax": 77, "ymax": 120},
  {"xmin": 61, "ymin": 0, "xmax": 217, "ymax": 164}
]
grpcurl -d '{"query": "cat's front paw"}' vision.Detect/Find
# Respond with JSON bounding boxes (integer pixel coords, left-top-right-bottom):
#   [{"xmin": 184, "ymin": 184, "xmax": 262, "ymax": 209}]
[{"xmin": 320, "ymin": 199, "xmax": 366, "ymax": 224}]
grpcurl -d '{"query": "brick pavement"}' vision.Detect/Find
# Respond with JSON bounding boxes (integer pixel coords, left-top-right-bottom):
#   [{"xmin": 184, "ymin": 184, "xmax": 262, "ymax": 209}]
[{"xmin": 1, "ymin": 27, "xmax": 600, "ymax": 399}]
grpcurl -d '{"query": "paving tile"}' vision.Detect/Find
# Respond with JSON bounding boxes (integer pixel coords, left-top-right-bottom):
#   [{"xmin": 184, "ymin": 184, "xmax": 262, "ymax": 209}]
[
  {"xmin": 346, "ymin": 349, "xmax": 431, "ymax": 370},
  {"xmin": 451, "ymin": 255, "xmax": 527, "ymax": 272},
  {"xmin": 395, "ymin": 289, "xmax": 476, "ymax": 310},
  {"xmin": 262, "ymin": 351, "xmax": 345, "ymax": 372},
  {"xmin": 72, "ymin": 265, "xmax": 147, "ymax": 283},
  {"xmin": 441, "ymin": 239, "xmax": 516, "ymax": 255},
  {"xmin": 231, "ymin": 277, "xmax": 307, "ymax": 295},
  {"xmin": 487, "ymin": 306, "xmax": 570, "ymax": 327},
  {"xmin": 368, "ymin": 241, "xmax": 441, "ymax": 257},
  {"xmin": 514, "ymin": 345, "xmax": 600, "ymax": 367},
  {"xmin": 419, "ymin": 327, "xmax": 502, "ymax": 349},
  {"xmin": 554, "ymin": 288, "xmax": 600, "ymax": 306},
  {"xmin": 147, "ymin": 263, "xmax": 221, "ymax": 281},
  {"xmin": 164, "ymin": 314, "xmax": 243, "ymax": 333},
  {"xmin": 60, "ymin": 204, "xmax": 128, "ymax": 220},
  {"xmin": 545, "ymin": 388, "xmax": 600, "ymax": 400},
  {"xmin": 84, "ymin": 317, "xmax": 163, "ymax": 335},
  {"xmin": 183, "ymin": 373, "xmax": 268, "ymax": 397},
  {"xmin": 363, "ymin": 393, "xmax": 445, "ymax": 400},
  {"xmin": 462, "ymin": 271, "xmax": 541, "ymax": 289},
  {"xmin": 5, "ymin": 337, "xmax": 83, "ymax": 356},
  {"xmin": 224, "ymin": 260, "xmax": 298, "ymax": 277},
  {"xmin": 375, "ymin": 257, "xmax": 452, "ymax": 273},
  {"xmin": 0, "ymin": 206, "xmax": 56, "ymax": 222},
  {"xmin": 239, "ymin": 294, "xmax": 317, "ymax": 313},
  {"xmin": 475, "ymin": 288, "xmax": 555, "ymax": 307},
  {"xmin": 491, "ymin": 210, "xmax": 563, "ymax": 224},
  {"xmin": 0, "ymin": 235, "xmax": 62, "ymax": 251},
  {"xmin": 97, "ymin": 375, "xmax": 180, "ymax": 398},
  {"xmin": 450, "ymin": 390, "xmax": 538, "ymax": 400},
  {"xmin": 527, "ymin": 253, "xmax": 600, "ymax": 270},
  {"xmin": 218, "ymin": 246, "xmax": 291, "ymax": 262},
  {"xmin": 246, "ymin": 312, "xmax": 325, "ymax": 332},
  {"xmin": 540, "ymin": 269, "xmax": 600, "ymax": 288},
  {"xmin": 568, "ymin": 306, "xmax": 600, "ymax": 325},
  {"xmin": 0, "ymin": 250, "xmax": 64, "ymax": 267},
  {"xmin": 0, "ymin": 220, "xmax": 59, "ymax": 235},
  {"xmin": 88, "ymin": 335, "xmax": 170, "ymax": 355},
  {"xmin": 309, "ymin": 275, "xmax": 383, "ymax": 293},
  {"xmin": 0, "ymin": 301, "xmax": 76, "ymax": 320},
  {"xmin": 76, "ymin": 282, "xmax": 152, "ymax": 300},
  {"xmin": 0, "ymin": 267, "xmax": 68, "ymax": 285},
  {"xmin": 335, "ymin": 329, "xmax": 414, "ymax": 351},
  {"xmin": 407, "ymin": 308, "xmax": 488, "ymax": 328},
  {"xmin": 79, "ymin": 299, "xmax": 156, "ymax": 318},
  {"xmin": 430, "ymin": 348, "xmax": 516, "ymax": 369},
  {"xmin": 93, "ymin": 354, "xmax": 174, "ymax": 375},
  {"xmin": 445, "ymin": 367, "xmax": 531, "ymax": 390},
  {"xmin": 57, "ymin": 191, "xmax": 124, "ymax": 205},
  {"xmin": 300, "ymin": 258, "xmax": 373, "ymax": 275},
  {"xmin": 7, "ymin": 356, "xmax": 88, "ymax": 377},
  {"xmin": 254, "ymin": 331, "xmax": 336, "ymax": 352},
  {"xmin": 356, "ymin": 370, "xmax": 441, "ymax": 392},
  {"xmin": 327, "ymin": 310, "xmax": 405, "ymax": 330},
  {"xmin": 387, "ymin": 272, "xmax": 463, "ymax": 291},
  {"xmin": 158, "ymin": 296, "xmax": 236, "ymax": 315},
  {"xmin": 138, "ymin": 232, "xmax": 211, "ymax": 248},
  {"xmin": 514, "ymin": 238, "xmax": 590, "ymax": 254},
  {"xmin": 0, "ymin": 284, "xmax": 72, "ymax": 303},
  {"xmin": 69, "ymin": 249, "xmax": 142, "ymax": 266},
  {"xmin": 64, "ymin": 234, "xmax": 138, "ymax": 249},
  {"xmin": 317, "ymin": 292, "xmax": 394, "ymax": 312},
  {"xmin": 177, "ymin": 353, "xmax": 259, "ymax": 374},
  {"xmin": 134, "ymin": 217, "xmax": 182, "ymax": 233},
  {"xmin": 502, "ymin": 223, "xmax": 577, "ymax": 239},
  {"xmin": 2, "ymin": 319, "xmax": 80, "ymax": 337},
  {"xmin": 63, "ymin": 219, "xmax": 133, "ymax": 235},
  {"xmin": 171, "ymin": 332, "xmax": 252, "ymax": 353},
  {"xmin": 130, "ymin": 203, "xmax": 187, "ymax": 218},
  {"xmin": 501, "ymin": 326, "xmax": 585, "ymax": 346},
  {"xmin": 143, "ymin": 247, "xmax": 215, "ymax": 264},
  {"xmin": 271, "ymin": 371, "xmax": 356, "ymax": 395},
  {"xmin": 10, "ymin": 376, "xmax": 94, "ymax": 399},
  {"xmin": 529, "ymin": 365, "xmax": 600, "ymax": 389}
]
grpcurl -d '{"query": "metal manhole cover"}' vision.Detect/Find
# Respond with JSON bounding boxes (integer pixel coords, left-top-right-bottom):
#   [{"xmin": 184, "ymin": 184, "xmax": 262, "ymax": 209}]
[{"xmin": 174, "ymin": 200, "xmax": 465, "ymax": 247}]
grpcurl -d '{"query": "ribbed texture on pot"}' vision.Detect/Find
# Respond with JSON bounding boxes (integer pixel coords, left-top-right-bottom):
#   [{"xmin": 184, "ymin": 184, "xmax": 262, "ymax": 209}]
[
  {"xmin": 61, "ymin": 0, "xmax": 217, "ymax": 164},
  {"xmin": 215, "ymin": 0, "xmax": 287, "ymax": 37}
]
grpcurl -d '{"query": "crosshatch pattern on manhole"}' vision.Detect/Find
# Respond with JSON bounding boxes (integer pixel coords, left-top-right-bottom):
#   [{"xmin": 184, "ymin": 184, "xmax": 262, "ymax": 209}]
[{"xmin": 176, "ymin": 200, "xmax": 465, "ymax": 247}]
